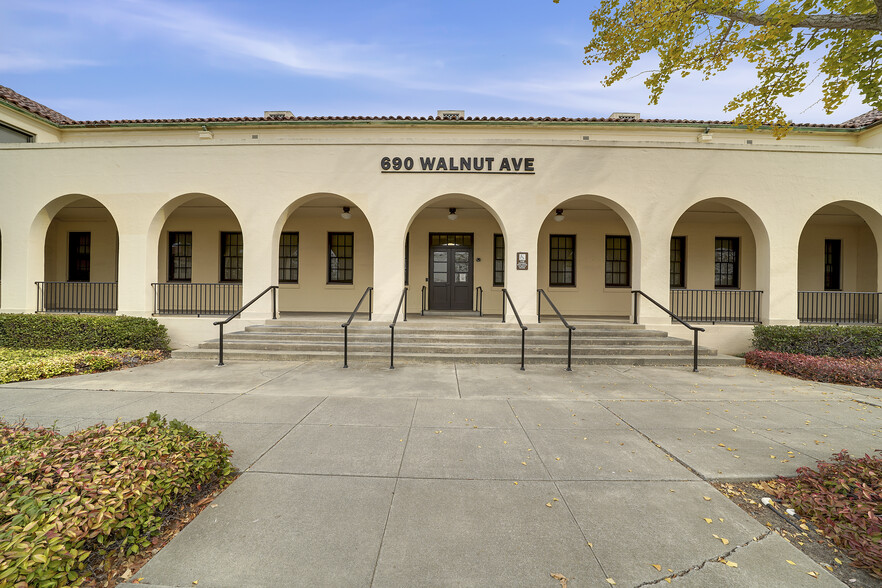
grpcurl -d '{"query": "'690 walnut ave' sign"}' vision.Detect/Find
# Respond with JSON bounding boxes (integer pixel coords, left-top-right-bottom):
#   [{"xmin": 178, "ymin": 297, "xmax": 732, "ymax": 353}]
[{"xmin": 380, "ymin": 156, "xmax": 535, "ymax": 174}]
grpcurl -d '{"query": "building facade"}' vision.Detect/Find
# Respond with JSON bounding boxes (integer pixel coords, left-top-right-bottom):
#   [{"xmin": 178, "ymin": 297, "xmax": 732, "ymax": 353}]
[{"xmin": 1, "ymin": 85, "xmax": 880, "ymax": 352}]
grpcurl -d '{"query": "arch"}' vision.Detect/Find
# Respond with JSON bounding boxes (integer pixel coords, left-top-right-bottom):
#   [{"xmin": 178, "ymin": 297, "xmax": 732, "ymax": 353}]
[
  {"xmin": 270, "ymin": 193, "xmax": 376, "ymax": 313},
  {"xmin": 403, "ymin": 193, "xmax": 507, "ymax": 314},
  {"xmin": 667, "ymin": 197, "xmax": 771, "ymax": 322},
  {"xmin": 27, "ymin": 194, "xmax": 121, "ymax": 312},
  {"xmin": 796, "ymin": 200, "xmax": 881, "ymax": 322},
  {"xmin": 535, "ymin": 194, "xmax": 641, "ymax": 318}
]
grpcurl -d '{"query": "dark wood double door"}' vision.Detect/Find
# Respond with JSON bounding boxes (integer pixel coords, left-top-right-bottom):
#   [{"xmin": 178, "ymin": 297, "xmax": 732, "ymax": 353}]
[{"xmin": 429, "ymin": 233, "xmax": 473, "ymax": 311}]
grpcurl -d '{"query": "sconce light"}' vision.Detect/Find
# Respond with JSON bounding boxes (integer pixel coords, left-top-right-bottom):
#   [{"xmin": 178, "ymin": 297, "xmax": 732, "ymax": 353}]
[
  {"xmin": 698, "ymin": 127, "xmax": 713, "ymax": 142},
  {"xmin": 198, "ymin": 125, "xmax": 213, "ymax": 139},
  {"xmin": 341, "ymin": 206, "xmax": 352, "ymax": 220},
  {"xmin": 554, "ymin": 208, "xmax": 565, "ymax": 222},
  {"xmin": 447, "ymin": 207, "xmax": 458, "ymax": 221}
]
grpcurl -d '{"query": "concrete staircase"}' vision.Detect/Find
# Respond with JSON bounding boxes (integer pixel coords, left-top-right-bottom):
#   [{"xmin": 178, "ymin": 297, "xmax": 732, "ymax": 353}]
[{"xmin": 173, "ymin": 316, "xmax": 744, "ymax": 366}]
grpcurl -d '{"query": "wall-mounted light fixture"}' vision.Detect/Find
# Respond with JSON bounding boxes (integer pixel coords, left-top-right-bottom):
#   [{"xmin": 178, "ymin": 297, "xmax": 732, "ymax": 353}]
[
  {"xmin": 198, "ymin": 125, "xmax": 213, "ymax": 139},
  {"xmin": 554, "ymin": 208, "xmax": 565, "ymax": 222},
  {"xmin": 698, "ymin": 127, "xmax": 713, "ymax": 142},
  {"xmin": 448, "ymin": 207, "xmax": 458, "ymax": 221},
  {"xmin": 341, "ymin": 206, "xmax": 352, "ymax": 220}
]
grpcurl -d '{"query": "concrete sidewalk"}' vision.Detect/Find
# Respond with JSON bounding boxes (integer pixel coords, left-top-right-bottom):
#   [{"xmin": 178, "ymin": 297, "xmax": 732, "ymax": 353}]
[{"xmin": 2, "ymin": 360, "xmax": 880, "ymax": 587}]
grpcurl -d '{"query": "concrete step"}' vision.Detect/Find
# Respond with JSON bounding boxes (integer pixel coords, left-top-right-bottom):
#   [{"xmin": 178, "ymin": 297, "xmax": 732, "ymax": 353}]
[
  {"xmin": 242, "ymin": 325, "xmax": 671, "ymax": 338},
  {"xmin": 172, "ymin": 347, "xmax": 744, "ymax": 366},
  {"xmin": 224, "ymin": 333, "xmax": 689, "ymax": 346}
]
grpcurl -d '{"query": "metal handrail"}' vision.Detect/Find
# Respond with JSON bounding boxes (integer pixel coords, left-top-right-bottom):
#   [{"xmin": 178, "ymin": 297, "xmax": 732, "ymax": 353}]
[
  {"xmin": 389, "ymin": 286, "xmax": 408, "ymax": 369},
  {"xmin": 475, "ymin": 286, "xmax": 483, "ymax": 316},
  {"xmin": 421, "ymin": 285, "xmax": 427, "ymax": 316},
  {"xmin": 501, "ymin": 288, "xmax": 527, "ymax": 371},
  {"xmin": 632, "ymin": 290, "xmax": 705, "ymax": 372},
  {"xmin": 342, "ymin": 286, "xmax": 373, "ymax": 368},
  {"xmin": 213, "ymin": 285, "xmax": 278, "ymax": 366},
  {"xmin": 537, "ymin": 289, "xmax": 576, "ymax": 371}
]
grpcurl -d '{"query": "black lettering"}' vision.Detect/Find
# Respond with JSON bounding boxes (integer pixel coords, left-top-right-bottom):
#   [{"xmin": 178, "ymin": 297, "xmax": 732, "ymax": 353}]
[
  {"xmin": 392, "ymin": 157, "xmax": 402, "ymax": 171},
  {"xmin": 460, "ymin": 157, "xmax": 471, "ymax": 171},
  {"xmin": 485, "ymin": 157, "xmax": 494, "ymax": 171},
  {"xmin": 524, "ymin": 157, "xmax": 534, "ymax": 172},
  {"xmin": 437, "ymin": 157, "xmax": 448, "ymax": 171},
  {"xmin": 512, "ymin": 158, "xmax": 523, "ymax": 171},
  {"xmin": 403, "ymin": 157, "xmax": 414, "ymax": 170},
  {"xmin": 381, "ymin": 157, "xmax": 391, "ymax": 170},
  {"xmin": 420, "ymin": 157, "xmax": 436, "ymax": 170},
  {"xmin": 499, "ymin": 158, "xmax": 511, "ymax": 172},
  {"xmin": 449, "ymin": 157, "xmax": 459, "ymax": 171},
  {"xmin": 473, "ymin": 158, "xmax": 484, "ymax": 171}
]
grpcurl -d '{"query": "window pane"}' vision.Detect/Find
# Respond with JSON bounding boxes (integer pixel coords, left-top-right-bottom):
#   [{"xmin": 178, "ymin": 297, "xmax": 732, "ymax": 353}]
[
  {"xmin": 493, "ymin": 234, "xmax": 504, "ymax": 286},
  {"xmin": 279, "ymin": 232, "xmax": 299, "ymax": 283},
  {"xmin": 549, "ymin": 235, "xmax": 575, "ymax": 286},
  {"xmin": 168, "ymin": 231, "xmax": 192, "ymax": 282},
  {"xmin": 670, "ymin": 236, "xmax": 685, "ymax": 288},
  {"xmin": 221, "ymin": 232, "xmax": 243, "ymax": 282},
  {"xmin": 329, "ymin": 232, "xmax": 354, "ymax": 283},
  {"xmin": 605, "ymin": 235, "xmax": 630, "ymax": 287},
  {"xmin": 824, "ymin": 239, "xmax": 841, "ymax": 291},
  {"xmin": 714, "ymin": 237, "xmax": 739, "ymax": 288}
]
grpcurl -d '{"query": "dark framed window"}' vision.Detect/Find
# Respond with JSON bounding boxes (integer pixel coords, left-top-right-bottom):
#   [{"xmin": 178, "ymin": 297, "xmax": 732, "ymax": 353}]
[
  {"xmin": 279, "ymin": 232, "xmax": 299, "ymax": 283},
  {"xmin": 493, "ymin": 234, "xmax": 505, "ymax": 286},
  {"xmin": 431, "ymin": 233, "xmax": 473, "ymax": 247},
  {"xmin": 221, "ymin": 232, "xmax": 243, "ymax": 283},
  {"xmin": 0, "ymin": 122, "xmax": 33, "ymax": 143},
  {"xmin": 714, "ymin": 237, "xmax": 739, "ymax": 288},
  {"xmin": 824, "ymin": 239, "xmax": 841, "ymax": 291},
  {"xmin": 670, "ymin": 236, "xmax": 686, "ymax": 288},
  {"xmin": 549, "ymin": 235, "xmax": 575, "ymax": 286},
  {"xmin": 68, "ymin": 232, "xmax": 90, "ymax": 282},
  {"xmin": 605, "ymin": 235, "xmax": 631, "ymax": 287},
  {"xmin": 329, "ymin": 232, "xmax": 354, "ymax": 283},
  {"xmin": 168, "ymin": 232, "xmax": 192, "ymax": 282}
]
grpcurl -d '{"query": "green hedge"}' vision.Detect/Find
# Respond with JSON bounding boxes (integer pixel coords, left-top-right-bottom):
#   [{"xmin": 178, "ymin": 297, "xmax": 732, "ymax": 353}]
[
  {"xmin": 0, "ymin": 414, "xmax": 234, "ymax": 587},
  {"xmin": 752, "ymin": 325, "xmax": 882, "ymax": 358},
  {"xmin": 0, "ymin": 314, "xmax": 170, "ymax": 352}
]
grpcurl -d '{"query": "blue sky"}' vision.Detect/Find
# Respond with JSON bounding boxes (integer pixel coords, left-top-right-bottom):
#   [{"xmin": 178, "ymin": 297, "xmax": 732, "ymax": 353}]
[{"xmin": 0, "ymin": 0, "xmax": 872, "ymax": 123}]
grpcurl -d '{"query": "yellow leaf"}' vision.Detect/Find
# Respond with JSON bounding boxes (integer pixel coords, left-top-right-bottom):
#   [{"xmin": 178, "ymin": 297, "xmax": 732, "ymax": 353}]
[
  {"xmin": 513, "ymin": 482, "xmax": 518, "ymax": 485},
  {"xmin": 834, "ymin": 558, "xmax": 842, "ymax": 565},
  {"xmin": 703, "ymin": 496, "xmax": 712, "ymax": 501},
  {"xmin": 786, "ymin": 560, "xmax": 796, "ymax": 565},
  {"xmin": 546, "ymin": 503, "xmax": 553, "ymax": 507},
  {"xmin": 664, "ymin": 578, "xmax": 671, "ymax": 583},
  {"xmin": 704, "ymin": 518, "xmax": 713, "ymax": 524},
  {"xmin": 606, "ymin": 579, "xmax": 616, "ymax": 585},
  {"xmin": 522, "ymin": 462, "xmax": 527, "ymax": 466},
  {"xmin": 587, "ymin": 542, "xmax": 593, "ymax": 547},
  {"xmin": 724, "ymin": 560, "xmax": 738, "ymax": 568},
  {"xmin": 718, "ymin": 443, "xmax": 726, "ymax": 447},
  {"xmin": 652, "ymin": 564, "xmax": 662, "ymax": 571},
  {"xmin": 807, "ymin": 571, "xmax": 818, "ymax": 578},
  {"xmin": 799, "ymin": 524, "xmax": 809, "ymax": 531},
  {"xmin": 720, "ymin": 537, "xmax": 729, "ymax": 545}
]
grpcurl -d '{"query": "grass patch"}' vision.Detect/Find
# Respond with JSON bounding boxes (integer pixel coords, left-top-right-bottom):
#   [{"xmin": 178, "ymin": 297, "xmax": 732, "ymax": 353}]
[
  {"xmin": 0, "ymin": 414, "xmax": 235, "ymax": 587},
  {"xmin": 0, "ymin": 348, "xmax": 167, "ymax": 384}
]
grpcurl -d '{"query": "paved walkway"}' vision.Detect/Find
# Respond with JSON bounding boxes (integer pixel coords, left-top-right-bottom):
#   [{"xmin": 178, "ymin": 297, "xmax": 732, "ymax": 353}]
[{"xmin": 2, "ymin": 360, "xmax": 880, "ymax": 587}]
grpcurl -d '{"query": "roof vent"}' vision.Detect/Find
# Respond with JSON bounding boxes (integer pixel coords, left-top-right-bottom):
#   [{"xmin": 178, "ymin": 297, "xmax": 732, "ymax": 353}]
[
  {"xmin": 609, "ymin": 112, "xmax": 640, "ymax": 121},
  {"xmin": 264, "ymin": 110, "xmax": 294, "ymax": 120},
  {"xmin": 437, "ymin": 110, "xmax": 464, "ymax": 120}
]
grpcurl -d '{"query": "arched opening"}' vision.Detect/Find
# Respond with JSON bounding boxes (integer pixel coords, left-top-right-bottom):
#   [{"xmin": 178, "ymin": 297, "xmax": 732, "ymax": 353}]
[
  {"xmin": 536, "ymin": 196, "xmax": 638, "ymax": 319},
  {"xmin": 404, "ymin": 194, "xmax": 505, "ymax": 315},
  {"xmin": 669, "ymin": 199, "xmax": 764, "ymax": 323},
  {"xmin": 797, "ymin": 202, "xmax": 880, "ymax": 323},
  {"xmin": 152, "ymin": 194, "xmax": 243, "ymax": 316},
  {"xmin": 39, "ymin": 195, "xmax": 119, "ymax": 313},
  {"xmin": 272, "ymin": 194, "xmax": 375, "ymax": 314}
]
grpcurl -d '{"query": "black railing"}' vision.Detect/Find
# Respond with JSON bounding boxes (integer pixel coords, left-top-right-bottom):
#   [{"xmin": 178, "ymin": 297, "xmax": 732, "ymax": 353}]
[
  {"xmin": 537, "ymin": 289, "xmax": 576, "ymax": 371},
  {"xmin": 501, "ymin": 289, "xmax": 527, "ymax": 371},
  {"xmin": 36, "ymin": 281, "xmax": 118, "ymax": 314},
  {"xmin": 152, "ymin": 282, "xmax": 242, "ymax": 316},
  {"xmin": 389, "ymin": 286, "xmax": 408, "ymax": 369},
  {"xmin": 632, "ymin": 290, "xmax": 705, "ymax": 372},
  {"xmin": 421, "ymin": 285, "xmax": 427, "ymax": 316},
  {"xmin": 213, "ymin": 286, "xmax": 278, "ymax": 366},
  {"xmin": 342, "ymin": 287, "xmax": 373, "ymax": 368},
  {"xmin": 475, "ymin": 286, "xmax": 483, "ymax": 317},
  {"xmin": 670, "ymin": 289, "xmax": 762, "ymax": 324},
  {"xmin": 798, "ymin": 291, "xmax": 881, "ymax": 324}
]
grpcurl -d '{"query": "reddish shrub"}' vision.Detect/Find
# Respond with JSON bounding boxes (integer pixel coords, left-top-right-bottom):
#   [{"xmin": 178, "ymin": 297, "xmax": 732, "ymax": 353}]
[
  {"xmin": 745, "ymin": 350, "xmax": 882, "ymax": 388},
  {"xmin": 770, "ymin": 451, "xmax": 882, "ymax": 579}
]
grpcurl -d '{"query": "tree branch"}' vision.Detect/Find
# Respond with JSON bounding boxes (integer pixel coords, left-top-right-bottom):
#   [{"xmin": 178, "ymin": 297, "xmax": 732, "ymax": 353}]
[{"xmin": 704, "ymin": 8, "xmax": 882, "ymax": 31}]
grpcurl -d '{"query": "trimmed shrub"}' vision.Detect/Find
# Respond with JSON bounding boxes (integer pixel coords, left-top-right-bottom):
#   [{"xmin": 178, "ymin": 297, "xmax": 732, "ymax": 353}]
[
  {"xmin": 752, "ymin": 325, "xmax": 882, "ymax": 358},
  {"xmin": 0, "ymin": 414, "xmax": 234, "ymax": 587},
  {"xmin": 0, "ymin": 348, "xmax": 167, "ymax": 384},
  {"xmin": 770, "ymin": 451, "xmax": 882, "ymax": 579},
  {"xmin": 745, "ymin": 350, "xmax": 882, "ymax": 388},
  {"xmin": 0, "ymin": 314, "xmax": 170, "ymax": 352}
]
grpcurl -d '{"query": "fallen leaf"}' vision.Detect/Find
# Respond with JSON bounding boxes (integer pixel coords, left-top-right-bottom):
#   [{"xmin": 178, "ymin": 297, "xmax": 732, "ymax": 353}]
[
  {"xmin": 724, "ymin": 560, "xmax": 738, "ymax": 568},
  {"xmin": 546, "ymin": 503, "xmax": 553, "ymax": 507},
  {"xmin": 587, "ymin": 542, "xmax": 593, "ymax": 547},
  {"xmin": 704, "ymin": 518, "xmax": 713, "ymax": 524},
  {"xmin": 550, "ymin": 573, "xmax": 568, "ymax": 588},
  {"xmin": 664, "ymin": 578, "xmax": 672, "ymax": 583},
  {"xmin": 522, "ymin": 462, "xmax": 527, "ymax": 466},
  {"xmin": 807, "ymin": 571, "xmax": 818, "ymax": 578},
  {"xmin": 834, "ymin": 558, "xmax": 842, "ymax": 565},
  {"xmin": 703, "ymin": 496, "xmax": 712, "ymax": 501},
  {"xmin": 652, "ymin": 564, "xmax": 662, "ymax": 571},
  {"xmin": 606, "ymin": 579, "xmax": 616, "ymax": 585},
  {"xmin": 720, "ymin": 537, "xmax": 729, "ymax": 545},
  {"xmin": 786, "ymin": 560, "xmax": 796, "ymax": 566}
]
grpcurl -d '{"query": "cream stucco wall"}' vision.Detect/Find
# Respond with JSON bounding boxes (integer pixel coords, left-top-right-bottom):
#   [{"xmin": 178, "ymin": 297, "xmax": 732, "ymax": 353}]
[{"xmin": 1, "ymin": 109, "xmax": 880, "ymax": 352}]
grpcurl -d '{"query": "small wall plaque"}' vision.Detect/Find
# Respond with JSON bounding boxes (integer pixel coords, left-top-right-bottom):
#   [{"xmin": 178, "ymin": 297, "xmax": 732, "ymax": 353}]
[{"xmin": 516, "ymin": 252, "xmax": 528, "ymax": 270}]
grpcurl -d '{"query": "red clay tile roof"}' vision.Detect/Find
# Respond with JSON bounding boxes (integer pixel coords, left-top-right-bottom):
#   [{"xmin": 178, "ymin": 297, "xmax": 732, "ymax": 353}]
[
  {"xmin": 0, "ymin": 84, "xmax": 75, "ymax": 124},
  {"xmin": 2, "ymin": 84, "xmax": 880, "ymax": 130}
]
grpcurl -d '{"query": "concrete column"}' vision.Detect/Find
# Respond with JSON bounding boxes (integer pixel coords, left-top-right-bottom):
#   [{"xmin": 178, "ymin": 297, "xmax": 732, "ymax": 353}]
[
  {"xmin": 241, "ymin": 217, "xmax": 276, "ymax": 320},
  {"xmin": 371, "ymin": 228, "xmax": 406, "ymax": 323},
  {"xmin": 2, "ymin": 218, "xmax": 38, "ymax": 314},
  {"xmin": 116, "ymin": 226, "xmax": 151, "ymax": 317},
  {"xmin": 764, "ymin": 229, "xmax": 799, "ymax": 325},
  {"xmin": 631, "ymin": 224, "xmax": 673, "ymax": 325},
  {"xmin": 502, "ymin": 215, "xmax": 537, "ymax": 324}
]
